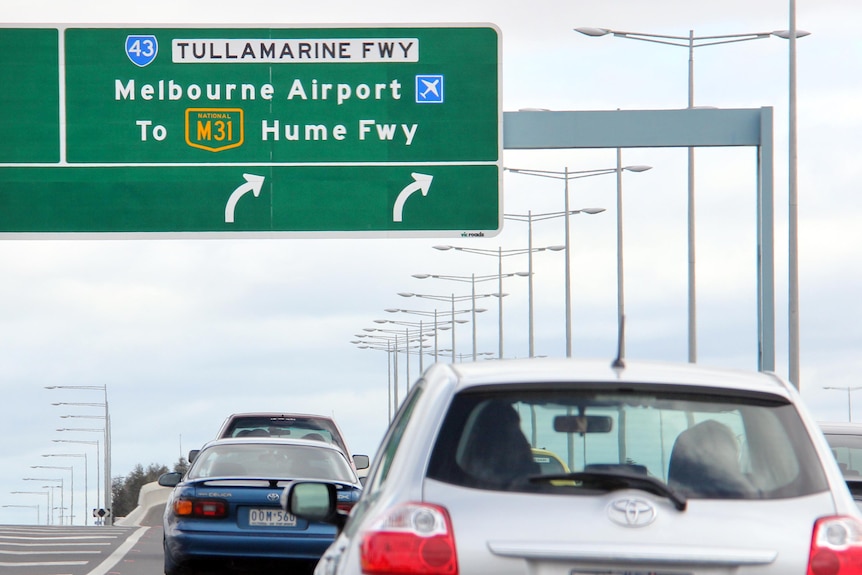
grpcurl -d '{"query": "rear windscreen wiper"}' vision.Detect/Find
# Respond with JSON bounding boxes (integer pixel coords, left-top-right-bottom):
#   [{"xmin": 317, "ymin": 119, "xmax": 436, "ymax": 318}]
[{"xmin": 529, "ymin": 471, "xmax": 687, "ymax": 511}]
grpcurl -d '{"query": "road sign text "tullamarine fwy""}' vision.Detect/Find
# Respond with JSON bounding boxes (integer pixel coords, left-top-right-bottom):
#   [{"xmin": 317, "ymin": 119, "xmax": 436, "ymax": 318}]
[{"xmin": 171, "ymin": 38, "xmax": 419, "ymax": 63}]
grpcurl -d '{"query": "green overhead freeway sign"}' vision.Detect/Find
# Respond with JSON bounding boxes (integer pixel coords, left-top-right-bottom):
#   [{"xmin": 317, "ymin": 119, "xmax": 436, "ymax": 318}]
[{"xmin": 0, "ymin": 24, "xmax": 501, "ymax": 237}]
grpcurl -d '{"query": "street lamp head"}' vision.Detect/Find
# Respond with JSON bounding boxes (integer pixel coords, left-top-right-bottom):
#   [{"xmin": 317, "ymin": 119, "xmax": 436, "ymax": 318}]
[
  {"xmin": 410, "ymin": 274, "xmax": 430, "ymax": 280},
  {"xmin": 772, "ymin": 30, "xmax": 811, "ymax": 39},
  {"xmin": 432, "ymin": 245, "xmax": 453, "ymax": 251},
  {"xmin": 514, "ymin": 271, "xmax": 531, "ymax": 277},
  {"xmin": 581, "ymin": 207, "xmax": 606, "ymax": 215},
  {"xmin": 624, "ymin": 165, "xmax": 653, "ymax": 173},
  {"xmin": 397, "ymin": 292, "xmax": 417, "ymax": 298},
  {"xmin": 574, "ymin": 27, "xmax": 611, "ymax": 37},
  {"xmin": 384, "ymin": 308, "xmax": 401, "ymax": 313},
  {"xmin": 547, "ymin": 245, "xmax": 566, "ymax": 252}
]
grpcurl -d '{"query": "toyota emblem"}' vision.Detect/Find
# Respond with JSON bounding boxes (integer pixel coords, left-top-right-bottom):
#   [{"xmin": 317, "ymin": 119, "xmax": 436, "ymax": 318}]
[
  {"xmin": 607, "ymin": 498, "xmax": 657, "ymax": 527},
  {"xmin": 267, "ymin": 493, "xmax": 280, "ymax": 502}
]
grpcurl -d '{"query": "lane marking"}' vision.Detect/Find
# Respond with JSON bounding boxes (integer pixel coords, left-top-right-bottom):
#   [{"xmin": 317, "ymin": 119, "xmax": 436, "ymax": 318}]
[{"xmin": 86, "ymin": 526, "xmax": 149, "ymax": 575}]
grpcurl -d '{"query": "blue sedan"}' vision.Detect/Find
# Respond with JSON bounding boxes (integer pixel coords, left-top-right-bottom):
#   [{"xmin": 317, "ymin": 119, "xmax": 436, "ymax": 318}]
[{"xmin": 158, "ymin": 436, "xmax": 362, "ymax": 575}]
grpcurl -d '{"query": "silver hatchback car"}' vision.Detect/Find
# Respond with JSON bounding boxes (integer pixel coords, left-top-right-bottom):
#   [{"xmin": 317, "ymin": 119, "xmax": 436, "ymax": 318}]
[{"xmin": 284, "ymin": 358, "xmax": 862, "ymax": 575}]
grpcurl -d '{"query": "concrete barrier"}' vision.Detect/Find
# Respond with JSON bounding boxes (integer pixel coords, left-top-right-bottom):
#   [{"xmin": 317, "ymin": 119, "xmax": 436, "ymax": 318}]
[{"xmin": 114, "ymin": 481, "xmax": 171, "ymax": 527}]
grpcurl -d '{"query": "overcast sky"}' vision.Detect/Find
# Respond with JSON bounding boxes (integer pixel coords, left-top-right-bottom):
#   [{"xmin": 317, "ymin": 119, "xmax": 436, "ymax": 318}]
[{"xmin": 2, "ymin": 0, "xmax": 860, "ymax": 526}]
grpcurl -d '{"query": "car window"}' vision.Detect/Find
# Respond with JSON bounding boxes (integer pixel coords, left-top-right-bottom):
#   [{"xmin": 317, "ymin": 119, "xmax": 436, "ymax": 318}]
[
  {"xmin": 221, "ymin": 416, "xmax": 347, "ymax": 454},
  {"xmin": 824, "ymin": 433, "xmax": 862, "ymax": 477},
  {"xmin": 188, "ymin": 443, "xmax": 355, "ymax": 482},
  {"xmin": 366, "ymin": 384, "xmax": 424, "ymax": 491},
  {"xmin": 343, "ymin": 384, "xmax": 424, "ymax": 536},
  {"xmin": 427, "ymin": 386, "xmax": 828, "ymax": 499}
]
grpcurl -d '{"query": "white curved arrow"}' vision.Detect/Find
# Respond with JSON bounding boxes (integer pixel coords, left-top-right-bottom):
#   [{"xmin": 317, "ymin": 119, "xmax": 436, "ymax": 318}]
[
  {"xmin": 225, "ymin": 173, "xmax": 265, "ymax": 223},
  {"xmin": 393, "ymin": 173, "xmax": 433, "ymax": 222}
]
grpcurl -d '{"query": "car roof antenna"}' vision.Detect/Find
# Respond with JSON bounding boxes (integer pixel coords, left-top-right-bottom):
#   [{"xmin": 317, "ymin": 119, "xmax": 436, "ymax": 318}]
[{"xmin": 611, "ymin": 315, "xmax": 626, "ymax": 369}]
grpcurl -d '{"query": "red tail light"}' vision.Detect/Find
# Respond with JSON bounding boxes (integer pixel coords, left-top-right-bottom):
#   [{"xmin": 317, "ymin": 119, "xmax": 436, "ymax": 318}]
[
  {"xmin": 174, "ymin": 498, "xmax": 228, "ymax": 519},
  {"xmin": 336, "ymin": 501, "xmax": 356, "ymax": 515},
  {"xmin": 360, "ymin": 502, "xmax": 457, "ymax": 575},
  {"xmin": 808, "ymin": 516, "xmax": 862, "ymax": 575}
]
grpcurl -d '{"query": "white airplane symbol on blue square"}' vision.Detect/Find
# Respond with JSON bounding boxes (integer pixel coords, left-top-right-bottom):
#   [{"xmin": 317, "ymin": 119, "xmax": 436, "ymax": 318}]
[{"xmin": 416, "ymin": 75, "xmax": 444, "ymax": 103}]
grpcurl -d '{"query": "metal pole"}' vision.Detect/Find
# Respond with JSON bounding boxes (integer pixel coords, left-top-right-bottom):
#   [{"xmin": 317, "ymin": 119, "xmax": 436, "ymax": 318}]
[
  {"xmin": 451, "ymin": 294, "xmax": 457, "ymax": 363},
  {"xmin": 564, "ymin": 169, "xmax": 572, "ymax": 357},
  {"xmin": 69, "ymin": 468, "xmax": 74, "ymax": 525},
  {"xmin": 687, "ymin": 30, "xmax": 698, "ymax": 363},
  {"xmin": 528, "ymin": 211, "xmax": 535, "ymax": 357},
  {"xmin": 95, "ymin": 441, "xmax": 100, "ymax": 520},
  {"xmin": 471, "ymin": 274, "xmax": 477, "ymax": 361},
  {"xmin": 616, "ymin": 149, "xmax": 625, "ymax": 357},
  {"xmin": 104, "ymin": 388, "xmax": 112, "ymax": 525},
  {"xmin": 418, "ymin": 320, "xmax": 424, "ymax": 374},
  {"xmin": 497, "ymin": 248, "xmax": 504, "ymax": 358},
  {"xmin": 405, "ymin": 328, "xmax": 410, "ymax": 389},
  {"xmin": 392, "ymin": 334, "xmax": 398, "ymax": 411},
  {"xmin": 82, "ymin": 454, "xmax": 87, "ymax": 525},
  {"xmin": 788, "ymin": 0, "xmax": 800, "ymax": 388},
  {"xmin": 387, "ymin": 341, "xmax": 392, "ymax": 422},
  {"xmin": 59, "ymin": 479, "xmax": 64, "ymax": 525},
  {"xmin": 434, "ymin": 309, "xmax": 439, "ymax": 362}
]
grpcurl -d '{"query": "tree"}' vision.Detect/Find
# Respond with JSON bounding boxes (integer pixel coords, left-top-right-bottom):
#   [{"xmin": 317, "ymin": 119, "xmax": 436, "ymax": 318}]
[{"xmin": 173, "ymin": 456, "xmax": 189, "ymax": 476}]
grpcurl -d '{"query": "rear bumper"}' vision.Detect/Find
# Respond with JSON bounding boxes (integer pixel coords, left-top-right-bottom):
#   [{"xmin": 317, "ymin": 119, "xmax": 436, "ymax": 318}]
[{"xmin": 165, "ymin": 526, "xmax": 334, "ymax": 562}]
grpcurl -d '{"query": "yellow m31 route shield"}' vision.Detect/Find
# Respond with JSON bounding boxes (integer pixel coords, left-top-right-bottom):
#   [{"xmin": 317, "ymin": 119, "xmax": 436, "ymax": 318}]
[{"xmin": 185, "ymin": 107, "xmax": 244, "ymax": 152}]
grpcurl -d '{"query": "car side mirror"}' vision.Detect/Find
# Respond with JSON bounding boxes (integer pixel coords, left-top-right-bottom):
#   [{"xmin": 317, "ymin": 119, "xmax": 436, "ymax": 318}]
[
  {"xmin": 158, "ymin": 471, "xmax": 183, "ymax": 488},
  {"xmin": 353, "ymin": 454, "xmax": 370, "ymax": 470},
  {"xmin": 188, "ymin": 449, "xmax": 200, "ymax": 463},
  {"xmin": 282, "ymin": 482, "xmax": 347, "ymax": 530}
]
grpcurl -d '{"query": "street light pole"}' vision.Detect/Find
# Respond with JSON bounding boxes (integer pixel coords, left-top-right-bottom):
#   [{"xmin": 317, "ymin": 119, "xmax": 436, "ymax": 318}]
[
  {"xmin": 42, "ymin": 453, "xmax": 86, "ymax": 525},
  {"xmin": 30, "ymin": 465, "xmax": 73, "ymax": 525},
  {"xmin": 10, "ymin": 492, "xmax": 49, "ymax": 525},
  {"xmin": 46, "ymin": 384, "xmax": 112, "ymax": 524},
  {"xmin": 53, "ymin": 439, "xmax": 99, "ymax": 523},
  {"xmin": 434, "ymin": 245, "xmax": 554, "ymax": 359},
  {"xmin": 23, "ymin": 477, "xmax": 63, "ymax": 526},
  {"xmin": 506, "ymin": 165, "xmax": 650, "ymax": 356},
  {"xmin": 409, "ymin": 274, "xmax": 502, "ymax": 361},
  {"xmin": 787, "ymin": 0, "xmax": 801, "ymax": 388},
  {"xmin": 824, "ymin": 386, "xmax": 862, "ymax": 422},
  {"xmin": 353, "ymin": 335, "xmax": 397, "ymax": 420},
  {"xmin": 506, "ymin": 208, "xmax": 604, "ymax": 357},
  {"xmin": 379, "ymin": 309, "xmax": 472, "ymax": 364},
  {"xmin": 575, "ymin": 25, "xmax": 808, "ymax": 366}
]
